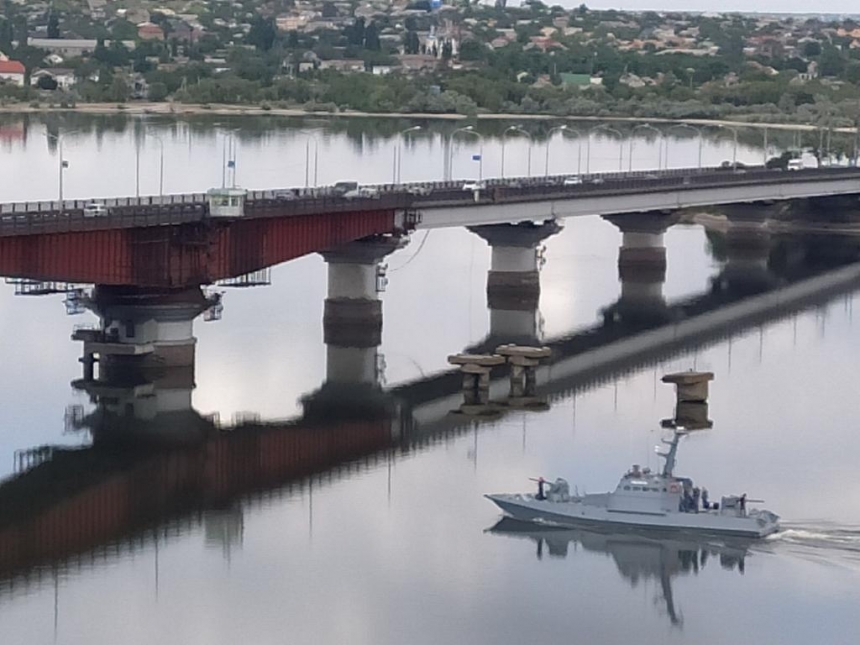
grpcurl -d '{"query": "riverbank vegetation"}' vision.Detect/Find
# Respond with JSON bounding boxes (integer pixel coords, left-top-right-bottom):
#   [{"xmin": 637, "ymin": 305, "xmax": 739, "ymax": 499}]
[{"xmin": 3, "ymin": 3, "xmax": 860, "ymax": 127}]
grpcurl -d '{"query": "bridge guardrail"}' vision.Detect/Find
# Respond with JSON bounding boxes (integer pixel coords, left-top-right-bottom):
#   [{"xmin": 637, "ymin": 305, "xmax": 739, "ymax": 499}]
[{"xmin": 3, "ymin": 166, "xmax": 860, "ymax": 235}]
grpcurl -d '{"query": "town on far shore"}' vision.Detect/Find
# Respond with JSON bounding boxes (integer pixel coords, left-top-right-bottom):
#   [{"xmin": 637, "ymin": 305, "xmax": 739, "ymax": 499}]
[{"xmin": 1, "ymin": 1, "xmax": 860, "ymax": 125}]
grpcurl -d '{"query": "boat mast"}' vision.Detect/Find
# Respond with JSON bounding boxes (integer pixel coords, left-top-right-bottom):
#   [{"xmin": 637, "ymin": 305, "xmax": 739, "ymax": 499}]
[{"xmin": 657, "ymin": 431, "xmax": 684, "ymax": 478}]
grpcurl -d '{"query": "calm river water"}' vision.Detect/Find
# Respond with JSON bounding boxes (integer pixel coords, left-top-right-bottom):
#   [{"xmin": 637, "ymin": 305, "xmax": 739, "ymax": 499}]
[{"xmin": 0, "ymin": 115, "xmax": 858, "ymax": 645}]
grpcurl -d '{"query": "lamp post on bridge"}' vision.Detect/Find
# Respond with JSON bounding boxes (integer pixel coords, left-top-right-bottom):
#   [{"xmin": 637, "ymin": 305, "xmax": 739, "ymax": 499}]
[
  {"xmin": 665, "ymin": 123, "xmax": 703, "ymax": 169},
  {"xmin": 144, "ymin": 132, "xmax": 166, "ymax": 199},
  {"xmin": 586, "ymin": 124, "xmax": 623, "ymax": 174},
  {"xmin": 628, "ymin": 123, "xmax": 663, "ymax": 172},
  {"xmin": 297, "ymin": 131, "xmax": 320, "ymax": 188},
  {"xmin": 45, "ymin": 128, "xmax": 81, "ymax": 208},
  {"xmin": 715, "ymin": 124, "xmax": 739, "ymax": 169},
  {"xmin": 501, "ymin": 125, "xmax": 532, "ymax": 178},
  {"xmin": 544, "ymin": 124, "xmax": 583, "ymax": 177},
  {"xmin": 216, "ymin": 130, "xmax": 240, "ymax": 188},
  {"xmin": 394, "ymin": 125, "xmax": 422, "ymax": 184},
  {"xmin": 132, "ymin": 124, "xmax": 165, "ymax": 198},
  {"xmin": 448, "ymin": 126, "xmax": 484, "ymax": 181}
]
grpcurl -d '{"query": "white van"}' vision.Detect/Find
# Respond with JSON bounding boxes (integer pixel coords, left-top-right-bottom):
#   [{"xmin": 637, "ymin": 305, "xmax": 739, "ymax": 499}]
[
  {"xmin": 83, "ymin": 202, "xmax": 109, "ymax": 217},
  {"xmin": 787, "ymin": 159, "xmax": 804, "ymax": 171}
]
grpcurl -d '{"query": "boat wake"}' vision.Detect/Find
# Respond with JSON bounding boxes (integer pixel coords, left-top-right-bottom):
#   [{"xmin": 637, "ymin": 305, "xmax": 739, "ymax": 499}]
[{"xmin": 763, "ymin": 521, "xmax": 860, "ymax": 565}]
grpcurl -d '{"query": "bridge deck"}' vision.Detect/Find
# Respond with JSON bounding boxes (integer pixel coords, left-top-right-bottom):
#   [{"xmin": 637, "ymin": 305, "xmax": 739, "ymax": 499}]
[{"xmin": 3, "ymin": 166, "xmax": 860, "ymax": 237}]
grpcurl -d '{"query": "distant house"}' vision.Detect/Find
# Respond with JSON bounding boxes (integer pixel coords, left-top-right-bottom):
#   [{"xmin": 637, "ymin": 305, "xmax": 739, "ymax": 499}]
[
  {"xmin": 798, "ymin": 60, "xmax": 819, "ymax": 82},
  {"xmin": 560, "ymin": 73, "xmax": 602, "ymax": 88},
  {"xmin": 0, "ymin": 60, "xmax": 26, "ymax": 86},
  {"xmin": 396, "ymin": 54, "xmax": 437, "ymax": 73},
  {"xmin": 318, "ymin": 59, "xmax": 365, "ymax": 72},
  {"xmin": 28, "ymin": 39, "xmax": 137, "ymax": 56},
  {"xmin": 30, "ymin": 68, "xmax": 77, "ymax": 89},
  {"xmin": 86, "ymin": 0, "xmax": 107, "ymax": 20},
  {"xmin": 527, "ymin": 36, "xmax": 566, "ymax": 52},
  {"xmin": 167, "ymin": 21, "xmax": 201, "ymax": 43},
  {"xmin": 137, "ymin": 22, "xmax": 165, "ymax": 41}
]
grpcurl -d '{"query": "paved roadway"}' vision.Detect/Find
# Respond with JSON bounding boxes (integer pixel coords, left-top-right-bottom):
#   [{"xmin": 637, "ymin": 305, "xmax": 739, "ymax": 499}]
[{"xmin": 2, "ymin": 165, "xmax": 860, "ymax": 237}]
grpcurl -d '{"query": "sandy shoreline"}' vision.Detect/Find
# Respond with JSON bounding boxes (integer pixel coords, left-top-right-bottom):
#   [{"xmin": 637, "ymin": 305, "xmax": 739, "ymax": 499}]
[{"xmin": 0, "ymin": 101, "xmax": 854, "ymax": 133}]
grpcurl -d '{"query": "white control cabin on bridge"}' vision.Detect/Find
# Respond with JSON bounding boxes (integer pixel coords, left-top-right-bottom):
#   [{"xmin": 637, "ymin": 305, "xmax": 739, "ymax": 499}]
[{"xmin": 207, "ymin": 187, "xmax": 247, "ymax": 218}]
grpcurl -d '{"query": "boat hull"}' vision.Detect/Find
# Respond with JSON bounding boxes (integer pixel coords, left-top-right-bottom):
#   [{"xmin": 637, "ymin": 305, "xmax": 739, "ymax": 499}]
[{"xmin": 486, "ymin": 493, "xmax": 780, "ymax": 538}]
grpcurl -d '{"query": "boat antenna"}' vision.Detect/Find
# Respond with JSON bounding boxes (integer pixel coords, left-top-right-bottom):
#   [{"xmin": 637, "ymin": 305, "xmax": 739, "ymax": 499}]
[{"xmin": 657, "ymin": 429, "xmax": 685, "ymax": 478}]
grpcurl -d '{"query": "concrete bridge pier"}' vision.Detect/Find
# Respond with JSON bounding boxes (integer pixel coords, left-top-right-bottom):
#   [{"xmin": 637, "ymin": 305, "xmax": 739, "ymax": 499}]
[
  {"xmin": 602, "ymin": 213, "xmax": 677, "ymax": 324},
  {"xmin": 469, "ymin": 220, "xmax": 563, "ymax": 307},
  {"xmin": 304, "ymin": 236, "xmax": 407, "ymax": 425},
  {"xmin": 320, "ymin": 234, "xmax": 406, "ymax": 348},
  {"xmin": 467, "ymin": 220, "xmax": 561, "ymax": 350},
  {"xmin": 73, "ymin": 286, "xmax": 219, "ymax": 374}
]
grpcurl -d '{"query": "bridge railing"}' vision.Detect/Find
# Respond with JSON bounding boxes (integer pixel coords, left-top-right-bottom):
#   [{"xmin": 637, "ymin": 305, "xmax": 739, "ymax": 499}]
[
  {"xmin": 3, "ymin": 165, "xmax": 860, "ymax": 229},
  {"xmin": 0, "ymin": 204, "xmax": 208, "ymax": 236},
  {"xmin": 0, "ymin": 192, "xmax": 210, "ymax": 216}
]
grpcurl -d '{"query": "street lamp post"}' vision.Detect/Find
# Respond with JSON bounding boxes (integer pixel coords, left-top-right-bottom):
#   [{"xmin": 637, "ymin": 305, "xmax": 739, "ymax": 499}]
[
  {"xmin": 45, "ymin": 129, "xmax": 80, "ymax": 208},
  {"xmin": 448, "ymin": 126, "xmax": 484, "ymax": 181},
  {"xmin": 218, "ymin": 129, "xmax": 240, "ymax": 188},
  {"xmin": 395, "ymin": 125, "xmax": 422, "ymax": 184},
  {"xmin": 297, "ymin": 131, "xmax": 320, "ymax": 188},
  {"xmin": 666, "ymin": 123, "xmax": 703, "ymax": 169},
  {"xmin": 501, "ymin": 125, "xmax": 533, "ymax": 178},
  {"xmin": 586, "ymin": 124, "xmax": 624, "ymax": 174},
  {"xmin": 135, "ymin": 138, "xmax": 140, "ymax": 198},
  {"xmin": 143, "ymin": 132, "xmax": 165, "ymax": 199},
  {"xmin": 544, "ymin": 124, "xmax": 583, "ymax": 177},
  {"xmin": 628, "ymin": 123, "xmax": 663, "ymax": 172},
  {"xmin": 716, "ymin": 124, "xmax": 739, "ymax": 168}
]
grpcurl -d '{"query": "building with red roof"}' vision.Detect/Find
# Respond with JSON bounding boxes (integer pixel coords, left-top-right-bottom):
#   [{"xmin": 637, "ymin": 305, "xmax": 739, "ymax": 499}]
[{"xmin": 0, "ymin": 60, "xmax": 26, "ymax": 86}]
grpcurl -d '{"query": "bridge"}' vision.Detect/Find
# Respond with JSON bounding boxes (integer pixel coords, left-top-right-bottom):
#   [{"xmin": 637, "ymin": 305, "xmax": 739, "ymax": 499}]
[{"xmin": 1, "ymin": 165, "xmax": 859, "ymax": 287}]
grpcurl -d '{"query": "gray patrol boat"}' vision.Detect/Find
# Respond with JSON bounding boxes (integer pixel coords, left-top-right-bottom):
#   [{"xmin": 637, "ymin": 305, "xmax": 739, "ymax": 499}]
[{"xmin": 486, "ymin": 430, "xmax": 780, "ymax": 538}]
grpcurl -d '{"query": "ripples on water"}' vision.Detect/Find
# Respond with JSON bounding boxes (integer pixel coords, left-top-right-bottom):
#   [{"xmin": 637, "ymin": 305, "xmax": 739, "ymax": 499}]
[{"xmin": 764, "ymin": 522, "xmax": 860, "ymax": 566}]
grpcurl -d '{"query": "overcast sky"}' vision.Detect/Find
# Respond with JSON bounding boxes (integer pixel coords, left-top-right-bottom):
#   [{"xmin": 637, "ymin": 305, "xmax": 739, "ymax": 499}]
[{"xmin": 542, "ymin": 1, "xmax": 860, "ymax": 15}]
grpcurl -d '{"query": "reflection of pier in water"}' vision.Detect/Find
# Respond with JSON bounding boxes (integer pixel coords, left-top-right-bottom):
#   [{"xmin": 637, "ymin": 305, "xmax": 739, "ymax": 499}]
[
  {"xmin": 488, "ymin": 518, "xmax": 751, "ymax": 628},
  {"xmin": 2, "ymin": 234, "xmax": 860, "ymax": 597}
]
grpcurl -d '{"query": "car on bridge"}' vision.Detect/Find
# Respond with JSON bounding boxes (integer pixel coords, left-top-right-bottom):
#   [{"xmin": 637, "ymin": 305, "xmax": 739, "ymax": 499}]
[
  {"xmin": 343, "ymin": 186, "xmax": 380, "ymax": 199},
  {"xmin": 563, "ymin": 176, "xmax": 583, "ymax": 186},
  {"xmin": 332, "ymin": 181, "xmax": 359, "ymax": 196},
  {"xmin": 462, "ymin": 180, "xmax": 486, "ymax": 192},
  {"xmin": 82, "ymin": 202, "xmax": 109, "ymax": 217}
]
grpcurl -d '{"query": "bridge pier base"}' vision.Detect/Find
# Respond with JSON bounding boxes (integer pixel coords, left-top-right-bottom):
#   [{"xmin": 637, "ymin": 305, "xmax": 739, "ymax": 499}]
[
  {"xmin": 469, "ymin": 220, "xmax": 562, "ymax": 309},
  {"xmin": 304, "ymin": 235, "xmax": 406, "ymax": 424},
  {"xmin": 603, "ymin": 213, "xmax": 676, "ymax": 323},
  {"xmin": 320, "ymin": 234, "xmax": 406, "ymax": 347},
  {"xmin": 73, "ymin": 286, "xmax": 218, "ymax": 374},
  {"xmin": 603, "ymin": 213, "xmax": 678, "ymax": 280}
]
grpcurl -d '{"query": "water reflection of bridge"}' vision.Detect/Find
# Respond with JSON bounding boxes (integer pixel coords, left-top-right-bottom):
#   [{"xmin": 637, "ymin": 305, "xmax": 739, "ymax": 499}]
[{"xmin": 2, "ymin": 243, "xmax": 859, "ymax": 596}]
